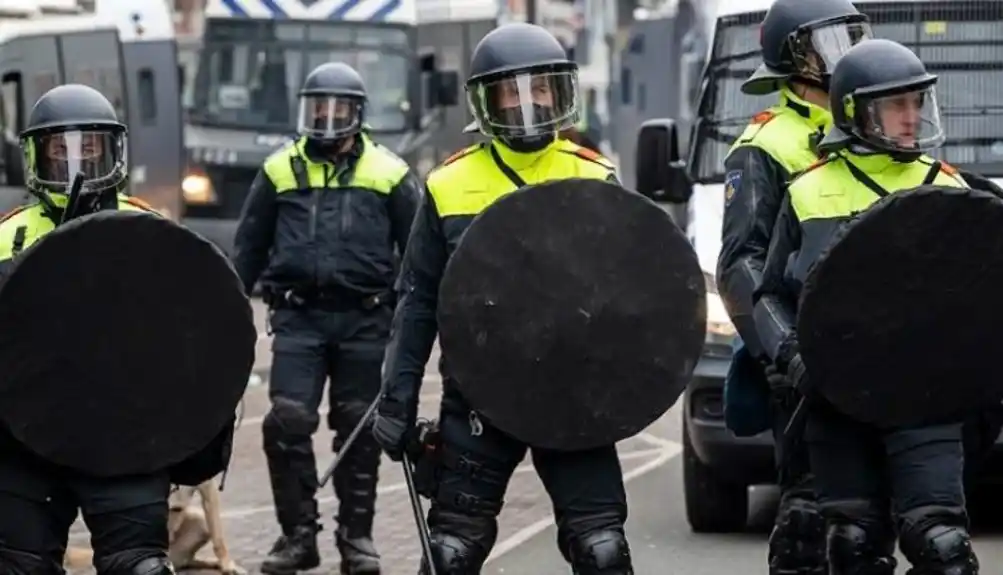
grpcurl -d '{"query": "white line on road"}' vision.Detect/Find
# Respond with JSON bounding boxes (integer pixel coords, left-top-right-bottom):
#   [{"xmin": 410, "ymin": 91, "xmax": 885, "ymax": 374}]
[
  {"xmin": 217, "ymin": 447, "xmax": 666, "ymax": 520},
  {"xmin": 484, "ymin": 434, "xmax": 683, "ymax": 564}
]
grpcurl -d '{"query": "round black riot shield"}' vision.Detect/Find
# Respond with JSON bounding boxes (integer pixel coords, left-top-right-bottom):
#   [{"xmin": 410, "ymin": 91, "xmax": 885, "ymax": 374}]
[
  {"xmin": 0, "ymin": 210, "xmax": 255, "ymax": 476},
  {"xmin": 438, "ymin": 179, "xmax": 706, "ymax": 451},
  {"xmin": 798, "ymin": 185, "xmax": 1003, "ymax": 428}
]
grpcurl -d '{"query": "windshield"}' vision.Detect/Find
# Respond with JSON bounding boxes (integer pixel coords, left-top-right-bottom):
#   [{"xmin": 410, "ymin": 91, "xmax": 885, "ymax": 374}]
[
  {"xmin": 692, "ymin": 2, "xmax": 1003, "ymax": 182},
  {"xmin": 190, "ymin": 19, "xmax": 412, "ymax": 133}
]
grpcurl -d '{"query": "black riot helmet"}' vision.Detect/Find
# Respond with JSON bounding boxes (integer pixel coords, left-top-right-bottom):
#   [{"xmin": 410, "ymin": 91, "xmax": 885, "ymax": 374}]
[
  {"xmin": 21, "ymin": 84, "xmax": 127, "ymax": 196},
  {"xmin": 819, "ymin": 39, "xmax": 943, "ymax": 159},
  {"xmin": 743, "ymin": 0, "xmax": 872, "ymax": 96},
  {"xmin": 298, "ymin": 62, "xmax": 367, "ymax": 146},
  {"xmin": 465, "ymin": 23, "xmax": 578, "ymax": 153}
]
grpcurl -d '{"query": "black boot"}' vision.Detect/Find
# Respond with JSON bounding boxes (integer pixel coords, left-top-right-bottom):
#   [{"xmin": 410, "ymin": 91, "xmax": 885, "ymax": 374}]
[
  {"xmin": 336, "ymin": 525, "xmax": 381, "ymax": 574},
  {"xmin": 261, "ymin": 525, "xmax": 321, "ymax": 575},
  {"xmin": 333, "ymin": 431, "xmax": 382, "ymax": 574}
]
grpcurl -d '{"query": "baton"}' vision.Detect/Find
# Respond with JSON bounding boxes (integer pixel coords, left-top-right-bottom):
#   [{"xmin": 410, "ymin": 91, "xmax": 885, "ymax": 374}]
[
  {"xmin": 403, "ymin": 452, "xmax": 437, "ymax": 575},
  {"xmin": 317, "ymin": 395, "xmax": 381, "ymax": 488},
  {"xmin": 59, "ymin": 172, "xmax": 86, "ymax": 225}
]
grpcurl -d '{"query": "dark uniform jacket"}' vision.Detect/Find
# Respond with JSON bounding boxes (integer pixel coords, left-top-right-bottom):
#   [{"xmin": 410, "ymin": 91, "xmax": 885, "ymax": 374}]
[
  {"xmin": 233, "ymin": 133, "xmax": 422, "ymax": 297},
  {"xmin": 379, "ymin": 139, "xmax": 619, "ymax": 417},
  {"xmin": 753, "ymin": 151, "xmax": 966, "ymax": 368},
  {"xmin": 717, "ymin": 88, "xmax": 831, "ymax": 356}
]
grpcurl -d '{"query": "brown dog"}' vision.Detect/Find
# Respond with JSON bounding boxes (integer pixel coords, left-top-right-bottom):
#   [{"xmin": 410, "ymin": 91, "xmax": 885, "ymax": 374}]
[{"xmin": 64, "ymin": 478, "xmax": 243, "ymax": 573}]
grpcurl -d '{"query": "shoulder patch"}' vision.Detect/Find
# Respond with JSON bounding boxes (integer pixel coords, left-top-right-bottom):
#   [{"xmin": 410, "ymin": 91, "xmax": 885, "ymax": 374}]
[
  {"xmin": 123, "ymin": 196, "xmax": 157, "ymax": 212},
  {"xmin": 442, "ymin": 144, "xmax": 481, "ymax": 166},
  {"xmin": 939, "ymin": 160, "xmax": 959, "ymax": 175},
  {"xmin": 724, "ymin": 170, "xmax": 742, "ymax": 205},
  {"xmin": 0, "ymin": 204, "xmax": 29, "ymax": 224},
  {"xmin": 751, "ymin": 110, "xmax": 777, "ymax": 125},
  {"xmin": 801, "ymin": 153, "xmax": 835, "ymax": 176},
  {"xmin": 562, "ymin": 145, "xmax": 614, "ymax": 169}
]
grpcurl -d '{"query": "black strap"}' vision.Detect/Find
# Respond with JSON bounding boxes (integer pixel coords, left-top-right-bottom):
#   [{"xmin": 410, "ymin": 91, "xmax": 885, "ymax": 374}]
[
  {"xmin": 921, "ymin": 160, "xmax": 942, "ymax": 185},
  {"xmin": 289, "ymin": 156, "xmax": 310, "ymax": 189},
  {"xmin": 11, "ymin": 226, "xmax": 25, "ymax": 256},
  {"xmin": 488, "ymin": 145, "xmax": 528, "ymax": 188},
  {"xmin": 842, "ymin": 156, "xmax": 890, "ymax": 198}
]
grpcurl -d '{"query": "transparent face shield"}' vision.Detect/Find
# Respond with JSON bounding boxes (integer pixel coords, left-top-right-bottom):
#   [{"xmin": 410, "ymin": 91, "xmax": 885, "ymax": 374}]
[
  {"xmin": 297, "ymin": 95, "xmax": 364, "ymax": 140},
  {"xmin": 467, "ymin": 70, "xmax": 578, "ymax": 139},
  {"xmin": 856, "ymin": 85, "xmax": 945, "ymax": 153},
  {"xmin": 24, "ymin": 129, "xmax": 126, "ymax": 192},
  {"xmin": 788, "ymin": 18, "xmax": 873, "ymax": 81}
]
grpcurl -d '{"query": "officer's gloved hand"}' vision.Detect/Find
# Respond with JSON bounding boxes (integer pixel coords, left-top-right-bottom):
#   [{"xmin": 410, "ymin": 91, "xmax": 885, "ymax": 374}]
[
  {"xmin": 764, "ymin": 363, "xmax": 788, "ymax": 392},
  {"xmin": 778, "ymin": 336, "xmax": 810, "ymax": 396},
  {"xmin": 372, "ymin": 399, "xmax": 413, "ymax": 462}
]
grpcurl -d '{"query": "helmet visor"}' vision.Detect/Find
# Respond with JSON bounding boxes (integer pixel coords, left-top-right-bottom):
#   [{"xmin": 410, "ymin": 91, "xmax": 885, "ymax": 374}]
[
  {"xmin": 467, "ymin": 70, "xmax": 578, "ymax": 139},
  {"xmin": 859, "ymin": 85, "xmax": 944, "ymax": 152},
  {"xmin": 297, "ymin": 95, "xmax": 364, "ymax": 139},
  {"xmin": 26, "ymin": 129, "xmax": 125, "ymax": 190},
  {"xmin": 789, "ymin": 19, "xmax": 873, "ymax": 80}
]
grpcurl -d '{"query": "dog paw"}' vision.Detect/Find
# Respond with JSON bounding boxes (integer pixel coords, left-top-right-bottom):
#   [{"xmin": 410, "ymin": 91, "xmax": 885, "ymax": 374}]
[{"xmin": 220, "ymin": 560, "xmax": 246, "ymax": 574}]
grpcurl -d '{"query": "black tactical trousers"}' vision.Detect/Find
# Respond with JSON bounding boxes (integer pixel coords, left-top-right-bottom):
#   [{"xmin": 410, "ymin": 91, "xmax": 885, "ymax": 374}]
[
  {"xmin": 0, "ymin": 446, "xmax": 171, "ymax": 574},
  {"xmin": 262, "ymin": 305, "xmax": 389, "ymax": 537},
  {"xmin": 423, "ymin": 404, "xmax": 632, "ymax": 574},
  {"xmin": 806, "ymin": 401, "xmax": 977, "ymax": 574},
  {"xmin": 769, "ymin": 391, "xmax": 824, "ymax": 574}
]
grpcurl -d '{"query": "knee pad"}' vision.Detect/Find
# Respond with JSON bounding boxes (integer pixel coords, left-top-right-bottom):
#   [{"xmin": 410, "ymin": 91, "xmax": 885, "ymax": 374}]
[
  {"xmin": 95, "ymin": 552, "xmax": 174, "ymax": 575},
  {"xmin": 262, "ymin": 397, "xmax": 319, "ymax": 447},
  {"xmin": 567, "ymin": 529, "xmax": 632, "ymax": 574},
  {"xmin": 129, "ymin": 556, "xmax": 175, "ymax": 575},
  {"xmin": 0, "ymin": 546, "xmax": 62, "ymax": 575},
  {"xmin": 769, "ymin": 497, "xmax": 825, "ymax": 573},
  {"xmin": 827, "ymin": 523, "xmax": 896, "ymax": 575},
  {"xmin": 423, "ymin": 532, "xmax": 487, "ymax": 574},
  {"xmin": 900, "ymin": 524, "xmax": 978, "ymax": 573}
]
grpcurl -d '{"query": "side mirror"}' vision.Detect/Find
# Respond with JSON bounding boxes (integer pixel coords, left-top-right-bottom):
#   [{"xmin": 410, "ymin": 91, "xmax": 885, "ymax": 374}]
[
  {"xmin": 429, "ymin": 70, "xmax": 459, "ymax": 107},
  {"xmin": 419, "ymin": 52, "xmax": 437, "ymax": 73},
  {"xmin": 635, "ymin": 118, "xmax": 692, "ymax": 204}
]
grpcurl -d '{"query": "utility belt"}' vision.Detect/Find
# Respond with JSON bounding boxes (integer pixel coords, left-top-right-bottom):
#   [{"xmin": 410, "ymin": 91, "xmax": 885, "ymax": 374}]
[{"xmin": 263, "ymin": 286, "xmax": 394, "ymax": 312}]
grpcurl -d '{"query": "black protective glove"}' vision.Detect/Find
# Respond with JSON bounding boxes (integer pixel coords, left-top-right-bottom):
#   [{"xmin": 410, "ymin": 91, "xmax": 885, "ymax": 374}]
[
  {"xmin": 764, "ymin": 363, "xmax": 788, "ymax": 392},
  {"xmin": 372, "ymin": 402, "xmax": 412, "ymax": 462},
  {"xmin": 785, "ymin": 353, "xmax": 810, "ymax": 396}
]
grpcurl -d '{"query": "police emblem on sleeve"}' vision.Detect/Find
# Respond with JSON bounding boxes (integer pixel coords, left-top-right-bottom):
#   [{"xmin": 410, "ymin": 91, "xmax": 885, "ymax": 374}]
[{"xmin": 724, "ymin": 170, "xmax": 741, "ymax": 205}]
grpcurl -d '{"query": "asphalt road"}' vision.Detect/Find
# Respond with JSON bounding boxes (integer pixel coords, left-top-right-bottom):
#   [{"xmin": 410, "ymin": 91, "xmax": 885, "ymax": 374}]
[{"xmin": 64, "ymin": 299, "xmax": 1003, "ymax": 574}]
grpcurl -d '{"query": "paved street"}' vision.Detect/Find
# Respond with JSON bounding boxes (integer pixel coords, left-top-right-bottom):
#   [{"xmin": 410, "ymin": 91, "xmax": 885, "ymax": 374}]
[{"xmin": 67, "ymin": 299, "xmax": 1003, "ymax": 574}]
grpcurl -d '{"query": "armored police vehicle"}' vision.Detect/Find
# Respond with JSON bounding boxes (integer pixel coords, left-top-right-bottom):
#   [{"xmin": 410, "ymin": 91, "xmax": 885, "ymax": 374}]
[
  {"xmin": 636, "ymin": 0, "xmax": 1003, "ymax": 533},
  {"xmin": 181, "ymin": 0, "xmax": 462, "ymax": 254},
  {"xmin": 0, "ymin": 0, "xmax": 183, "ymax": 217}
]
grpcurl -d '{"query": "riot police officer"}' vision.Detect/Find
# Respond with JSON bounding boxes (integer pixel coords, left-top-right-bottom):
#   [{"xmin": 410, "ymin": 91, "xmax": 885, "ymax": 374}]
[
  {"xmin": 0, "ymin": 84, "xmax": 198, "ymax": 574},
  {"xmin": 716, "ymin": 1, "xmax": 872, "ymax": 571},
  {"xmin": 754, "ymin": 39, "xmax": 977, "ymax": 574},
  {"xmin": 371, "ymin": 23, "xmax": 629, "ymax": 574},
  {"xmin": 233, "ymin": 62, "xmax": 422, "ymax": 574}
]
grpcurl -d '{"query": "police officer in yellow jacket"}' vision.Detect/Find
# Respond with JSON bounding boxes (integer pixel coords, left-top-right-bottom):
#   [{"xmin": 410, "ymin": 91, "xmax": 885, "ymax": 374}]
[
  {"xmin": 754, "ymin": 39, "xmax": 977, "ymax": 574},
  {"xmin": 371, "ymin": 23, "xmax": 629, "ymax": 574},
  {"xmin": 715, "ymin": 1, "xmax": 872, "ymax": 571},
  {"xmin": 0, "ymin": 84, "xmax": 180, "ymax": 575},
  {"xmin": 233, "ymin": 62, "xmax": 421, "ymax": 574}
]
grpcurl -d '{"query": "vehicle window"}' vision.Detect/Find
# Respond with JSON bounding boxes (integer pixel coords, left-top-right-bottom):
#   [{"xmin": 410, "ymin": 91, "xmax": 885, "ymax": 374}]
[
  {"xmin": 137, "ymin": 69, "xmax": 156, "ymax": 124},
  {"xmin": 0, "ymin": 72, "xmax": 21, "ymax": 136},
  {"xmin": 692, "ymin": 1, "xmax": 1003, "ymax": 182},
  {"xmin": 199, "ymin": 43, "xmax": 303, "ymax": 130}
]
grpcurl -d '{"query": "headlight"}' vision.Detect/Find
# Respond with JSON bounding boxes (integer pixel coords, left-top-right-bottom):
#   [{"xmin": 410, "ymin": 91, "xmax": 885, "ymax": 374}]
[
  {"xmin": 182, "ymin": 174, "xmax": 216, "ymax": 204},
  {"xmin": 706, "ymin": 291, "xmax": 737, "ymax": 338}
]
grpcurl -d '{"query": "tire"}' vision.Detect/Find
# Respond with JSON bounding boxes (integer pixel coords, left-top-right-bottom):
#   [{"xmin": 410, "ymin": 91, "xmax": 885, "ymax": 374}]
[{"xmin": 683, "ymin": 420, "xmax": 749, "ymax": 533}]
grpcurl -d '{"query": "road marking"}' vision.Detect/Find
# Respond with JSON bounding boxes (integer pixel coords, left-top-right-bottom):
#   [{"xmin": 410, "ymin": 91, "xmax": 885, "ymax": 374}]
[
  {"xmin": 484, "ymin": 435, "xmax": 683, "ymax": 563},
  {"xmin": 213, "ymin": 447, "xmax": 666, "ymax": 520}
]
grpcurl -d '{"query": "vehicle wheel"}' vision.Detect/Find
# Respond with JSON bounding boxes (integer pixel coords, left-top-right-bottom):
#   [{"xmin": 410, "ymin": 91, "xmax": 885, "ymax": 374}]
[{"xmin": 683, "ymin": 421, "xmax": 749, "ymax": 533}]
